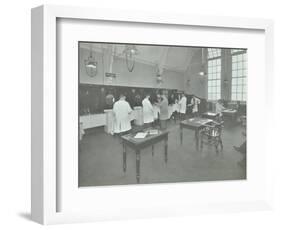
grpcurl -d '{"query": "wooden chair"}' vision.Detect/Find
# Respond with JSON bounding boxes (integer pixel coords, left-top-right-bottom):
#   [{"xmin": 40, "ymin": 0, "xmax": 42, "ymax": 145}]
[{"xmin": 200, "ymin": 121, "xmax": 223, "ymax": 154}]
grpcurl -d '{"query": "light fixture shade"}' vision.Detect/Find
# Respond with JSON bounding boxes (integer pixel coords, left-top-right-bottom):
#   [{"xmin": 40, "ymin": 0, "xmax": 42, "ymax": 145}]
[
  {"xmin": 199, "ymin": 71, "xmax": 205, "ymax": 76},
  {"xmin": 155, "ymin": 64, "xmax": 164, "ymax": 84},
  {"xmin": 123, "ymin": 45, "xmax": 139, "ymax": 72},
  {"xmin": 85, "ymin": 61, "xmax": 97, "ymax": 69}
]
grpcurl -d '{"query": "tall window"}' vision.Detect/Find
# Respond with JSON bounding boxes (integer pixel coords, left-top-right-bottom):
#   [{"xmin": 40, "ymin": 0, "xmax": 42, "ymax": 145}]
[
  {"xmin": 207, "ymin": 48, "xmax": 221, "ymax": 100},
  {"xmin": 231, "ymin": 49, "xmax": 247, "ymax": 101}
]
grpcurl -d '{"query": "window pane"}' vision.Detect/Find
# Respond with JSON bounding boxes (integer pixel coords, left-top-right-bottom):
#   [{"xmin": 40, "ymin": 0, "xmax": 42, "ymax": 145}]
[
  {"xmin": 237, "ymin": 85, "xmax": 242, "ymax": 92},
  {"xmin": 237, "ymin": 94, "xmax": 242, "ymax": 101},
  {"xmin": 238, "ymin": 62, "xmax": 243, "ymax": 69},
  {"xmin": 238, "ymin": 69, "xmax": 243, "ymax": 76},
  {"xmin": 208, "ymin": 51, "xmax": 221, "ymax": 100},
  {"xmin": 237, "ymin": 78, "xmax": 243, "ymax": 84},
  {"xmin": 232, "ymin": 51, "xmax": 247, "ymax": 101},
  {"xmin": 217, "ymin": 66, "xmax": 221, "ymax": 72},
  {"xmin": 216, "ymin": 73, "xmax": 221, "ymax": 79}
]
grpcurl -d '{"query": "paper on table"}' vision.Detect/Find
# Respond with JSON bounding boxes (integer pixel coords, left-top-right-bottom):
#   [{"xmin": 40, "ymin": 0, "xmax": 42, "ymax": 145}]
[
  {"xmin": 148, "ymin": 129, "xmax": 159, "ymax": 135},
  {"xmin": 134, "ymin": 132, "xmax": 147, "ymax": 138}
]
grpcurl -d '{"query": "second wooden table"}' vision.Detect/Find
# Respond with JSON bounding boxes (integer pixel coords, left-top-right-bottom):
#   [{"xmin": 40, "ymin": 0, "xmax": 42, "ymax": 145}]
[{"xmin": 121, "ymin": 129, "xmax": 169, "ymax": 183}]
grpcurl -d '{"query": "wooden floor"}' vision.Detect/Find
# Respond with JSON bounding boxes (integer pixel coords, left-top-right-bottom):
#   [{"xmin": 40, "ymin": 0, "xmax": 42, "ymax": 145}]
[{"xmin": 78, "ymin": 118, "xmax": 246, "ymax": 187}]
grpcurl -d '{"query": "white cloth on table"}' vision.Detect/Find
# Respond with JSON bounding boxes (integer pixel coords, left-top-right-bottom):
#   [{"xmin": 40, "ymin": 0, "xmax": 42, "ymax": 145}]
[
  {"xmin": 142, "ymin": 98, "xmax": 154, "ymax": 124},
  {"xmin": 178, "ymin": 96, "xmax": 187, "ymax": 114},
  {"xmin": 113, "ymin": 99, "xmax": 132, "ymax": 133}
]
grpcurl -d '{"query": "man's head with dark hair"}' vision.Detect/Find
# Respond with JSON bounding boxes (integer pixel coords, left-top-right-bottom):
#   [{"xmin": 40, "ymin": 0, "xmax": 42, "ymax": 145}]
[
  {"xmin": 144, "ymin": 91, "xmax": 151, "ymax": 98},
  {"xmin": 119, "ymin": 94, "xmax": 126, "ymax": 100}
]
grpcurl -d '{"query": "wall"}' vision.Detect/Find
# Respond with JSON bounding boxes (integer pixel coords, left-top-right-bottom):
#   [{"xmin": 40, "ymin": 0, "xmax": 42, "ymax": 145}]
[
  {"xmin": 80, "ymin": 47, "xmax": 185, "ymax": 90},
  {"xmin": 184, "ymin": 49, "xmax": 208, "ymax": 99}
]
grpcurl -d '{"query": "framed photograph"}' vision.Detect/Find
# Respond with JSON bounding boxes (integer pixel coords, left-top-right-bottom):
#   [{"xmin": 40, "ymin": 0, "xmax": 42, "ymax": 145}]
[{"xmin": 31, "ymin": 5, "xmax": 274, "ymax": 224}]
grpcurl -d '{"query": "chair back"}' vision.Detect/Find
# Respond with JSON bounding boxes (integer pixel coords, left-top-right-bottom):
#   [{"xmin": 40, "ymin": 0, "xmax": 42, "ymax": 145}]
[{"xmin": 201, "ymin": 121, "xmax": 223, "ymax": 138}]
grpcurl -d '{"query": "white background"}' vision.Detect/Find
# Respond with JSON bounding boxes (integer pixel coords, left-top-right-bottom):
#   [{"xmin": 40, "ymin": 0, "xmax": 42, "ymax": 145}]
[{"xmin": 0, "ymin": 0, "xmax": 280, "ymax": 229}]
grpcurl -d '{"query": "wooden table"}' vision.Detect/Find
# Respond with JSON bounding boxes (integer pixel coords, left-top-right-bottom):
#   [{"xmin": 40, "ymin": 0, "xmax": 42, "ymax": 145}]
[
  {"xmin": 201, "ymin": 112, "xmax": 220, "ymax": 120},
  {"xmin": 180, "ymin": 118, "xmax": 213, "ymax": 150},
  {"xmin": 121, "ymin": 129, "xmax": 169, "ymax": 183},
  {"xmin": 222, "ymin": 109, "xmax": 237, "ymax": 122}
]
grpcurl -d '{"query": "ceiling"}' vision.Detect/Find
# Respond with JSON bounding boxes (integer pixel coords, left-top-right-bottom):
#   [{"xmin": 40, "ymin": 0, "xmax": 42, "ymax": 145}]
[{"xmin": 80, "ymin": 43, "xmax": 201, "ymax": 73}]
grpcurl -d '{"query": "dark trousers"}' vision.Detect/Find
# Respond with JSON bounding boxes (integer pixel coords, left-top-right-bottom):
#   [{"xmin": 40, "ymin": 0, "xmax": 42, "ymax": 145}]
[{"xmin": 160, "ymin": 120, "xmax": 167, "ymax": 130}]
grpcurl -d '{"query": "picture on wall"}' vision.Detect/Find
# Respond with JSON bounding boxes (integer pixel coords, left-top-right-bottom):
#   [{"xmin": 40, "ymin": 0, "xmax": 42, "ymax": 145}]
[{"xmin": 78, "ymin": 41, "xmax": 247, "ymax": 186}]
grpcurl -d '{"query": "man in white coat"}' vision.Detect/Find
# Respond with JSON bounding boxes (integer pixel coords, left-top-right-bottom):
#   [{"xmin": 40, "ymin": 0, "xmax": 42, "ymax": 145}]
[
  {"xmin": 178, "ymin": 93, "xmax": 187, "ymax": 120},
  {"xmin": 113, "ymin": 94, "xmax": 133, "ymax": 134},
  {"xmin": 188, "ymin": 95, "xmax": 201, "ymax": 117},
  {"xmin": 142, "ymin": 93, "xmax": 154, "ymax": 127}
]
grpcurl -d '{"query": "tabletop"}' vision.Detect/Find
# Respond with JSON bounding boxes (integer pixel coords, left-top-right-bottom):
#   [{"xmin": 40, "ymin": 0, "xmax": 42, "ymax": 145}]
[
  {"xmin": 121, "ymin": 129, "xmax": 169, "ymax": 145},
  {"xmin": 180, "ymin": 118, "xmax": 213, "ymax": 128}
]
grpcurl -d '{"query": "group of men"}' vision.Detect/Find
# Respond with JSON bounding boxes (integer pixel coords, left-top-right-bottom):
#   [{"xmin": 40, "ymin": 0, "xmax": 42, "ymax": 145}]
[{"xmin": 112, "ymin": 92, "xmax": 201, "ymax": 135}]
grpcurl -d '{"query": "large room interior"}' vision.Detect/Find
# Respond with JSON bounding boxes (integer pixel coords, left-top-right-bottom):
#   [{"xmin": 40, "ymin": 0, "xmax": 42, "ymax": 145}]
[{"xmin": 78, "ymin": 42, "xmax": 247, "ymax": 186}]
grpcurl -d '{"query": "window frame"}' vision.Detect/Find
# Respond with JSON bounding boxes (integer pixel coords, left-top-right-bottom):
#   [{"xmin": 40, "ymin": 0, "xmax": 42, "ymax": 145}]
[
  {"xmin": 207, "ymin": 48, "xmax": 222, "ymax": 101},
  {"xmin": 231, "ymin": 49, "xmax": 247, "ymax": 102}
]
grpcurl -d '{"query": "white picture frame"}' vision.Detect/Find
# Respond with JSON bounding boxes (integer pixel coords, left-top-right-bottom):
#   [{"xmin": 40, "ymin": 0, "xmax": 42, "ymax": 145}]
[{"xmin": 31, "ymin": 4, "xmax": 274, "ymax": 225}]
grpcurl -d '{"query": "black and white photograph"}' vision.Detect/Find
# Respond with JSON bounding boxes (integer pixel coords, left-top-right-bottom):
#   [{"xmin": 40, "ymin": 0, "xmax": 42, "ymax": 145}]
[{"xmin": 78, "ymin": 42, "xmax": 247, "ymax": 186}]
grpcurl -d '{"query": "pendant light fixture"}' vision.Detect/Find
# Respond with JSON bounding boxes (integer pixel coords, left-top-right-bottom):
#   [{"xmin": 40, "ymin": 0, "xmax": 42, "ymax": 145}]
[
  {"xmin": 84, "ymin": 44, "xmax": 98, "ymax": 77},
  {"xmin": 123, "ymin": 45, "xmax": 139, "ymax": 72},
  {"xmin": 198, "ymin": 48, "xmax": 207, "ymax": 76}
]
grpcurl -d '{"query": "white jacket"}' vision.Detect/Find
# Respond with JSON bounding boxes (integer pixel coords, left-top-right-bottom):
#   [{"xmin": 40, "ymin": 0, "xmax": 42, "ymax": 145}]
[
  {"xmin": 178, "ymin": 96, "xmax": 187, "ymax": 114},
  {"xmin": 113, "ymin": 99, "xmax": 132, "ymax": 133},
  {"xmin": 142, "ymin": 98, "xmax": 154, "ymax": 124}
]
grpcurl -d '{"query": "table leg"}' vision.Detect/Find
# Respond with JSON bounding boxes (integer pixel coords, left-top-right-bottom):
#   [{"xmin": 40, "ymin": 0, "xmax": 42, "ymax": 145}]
[
  {"xmin": 136, "ymin": 150, "xmax": 140, "ymax": 183},
  {"xmin": 195, "ymin": 130, "xmax": 199, "ymax": 151},
  {"xmin": 180, "ymin": 127, "xmax": 183, "ymax": 145},
  {"xmin": 152, "ymin": 145, "xmax": 154, "ymax": 156},
  {"xmin": 164, "ymin": 137, "xmax": 168, "ymax": 164},
  {"xmin": 123, "ymin": 142, "xmax": 126, "ymax": 172}
]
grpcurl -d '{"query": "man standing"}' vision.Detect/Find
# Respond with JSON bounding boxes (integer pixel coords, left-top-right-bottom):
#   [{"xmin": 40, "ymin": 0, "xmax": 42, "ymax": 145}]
[
  {"xmin": 178, "ymin": 93, "xmax": 187, "ymax": 120},
  {"xmin": 158, "ymin": 92, "xmax": 169, "ymax": 130},
  {"xmin": 188, "ymin": 95, "xmax": 201, "ymax": 117},
  {"xmin": 142, "ymin": 93, "xmax": 154, "ymax": 127},
  {"xmin": 113, "ymin": 94, "xmax": 133, "ymax": 135},
  {"xmin": 215, "ymin": 99, "xmax": 225, "ymax": 122}
]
